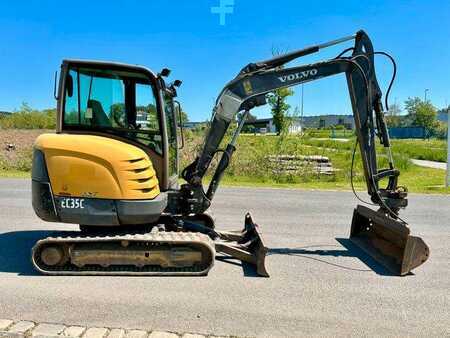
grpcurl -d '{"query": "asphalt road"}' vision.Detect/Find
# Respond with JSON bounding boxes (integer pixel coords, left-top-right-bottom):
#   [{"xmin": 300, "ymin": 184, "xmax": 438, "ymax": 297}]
[{"xmin": 0, "ymin": 179, "xmax": 449, "ymax": 337}]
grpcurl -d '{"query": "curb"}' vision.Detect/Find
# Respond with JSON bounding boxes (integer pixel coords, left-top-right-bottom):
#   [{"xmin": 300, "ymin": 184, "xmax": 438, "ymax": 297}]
[{"xmin": 0, "ymin": 319, "xmax": 236, "ymax": 338}]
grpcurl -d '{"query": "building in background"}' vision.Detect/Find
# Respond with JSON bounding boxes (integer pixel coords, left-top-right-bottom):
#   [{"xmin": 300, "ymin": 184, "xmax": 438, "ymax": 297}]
[
  {"xmin": 136, "ymin": 111, "xmax": 149, "ymax": 125},
  {"xmin": 183, "ymin": 122, "xmax": 205, "ymax": 129},
  {"xmin": 301, "ymin": 115, "xmax": 355, "ymax": 129},
  {"xmin": 242, "ymin": 118, "xmax": 302, "ymax": 134},
  {"xmin": 243, "ymin": 114, "xmax": 354, "ymax": 134}
]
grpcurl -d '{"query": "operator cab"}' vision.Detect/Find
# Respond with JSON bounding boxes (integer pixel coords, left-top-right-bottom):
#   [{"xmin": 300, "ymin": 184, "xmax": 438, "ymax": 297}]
[{"xmin": 57, "ymin": 60, "xmax": 183, "ymax": 190}]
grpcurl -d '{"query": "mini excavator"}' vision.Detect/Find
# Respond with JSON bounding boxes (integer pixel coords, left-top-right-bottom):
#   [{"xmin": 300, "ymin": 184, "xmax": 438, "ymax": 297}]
[{"xmin": 31, "ymin": 30, "xmax": 429, "ymax": 277}]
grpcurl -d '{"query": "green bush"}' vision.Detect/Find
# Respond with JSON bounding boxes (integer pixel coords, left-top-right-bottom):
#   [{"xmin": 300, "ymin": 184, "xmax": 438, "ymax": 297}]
[
  {"xmin": 431, "ymin": 121, "xmax": 448, "ymax": 139},
  {"xmin": 0, "ymin": 104, "xmax": 56, "ymax": 129}
]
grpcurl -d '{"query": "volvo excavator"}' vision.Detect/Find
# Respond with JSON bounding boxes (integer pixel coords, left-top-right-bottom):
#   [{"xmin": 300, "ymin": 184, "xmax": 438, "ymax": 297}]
[{"xmin": 31, "ymin": 30, "xmax": 429, "ymax": 277}]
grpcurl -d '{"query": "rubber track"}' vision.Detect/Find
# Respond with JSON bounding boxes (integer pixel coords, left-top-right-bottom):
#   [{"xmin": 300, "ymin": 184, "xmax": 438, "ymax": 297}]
[{"xmin": 32, "ymin": 231, "xmax": 215, "ymax": 276}]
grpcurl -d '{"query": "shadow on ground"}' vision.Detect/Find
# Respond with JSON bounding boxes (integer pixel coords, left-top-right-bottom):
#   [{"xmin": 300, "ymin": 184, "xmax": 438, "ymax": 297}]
[
  {"xmin": 0, "ymin": 230, "xmax": 64, "ymax": 275},
  {"xmin": 215, "ymin": 256, "xmax": 262, "ymax": 277},
  {"xmin": 218, "ymin": 238, "xmax": 402, "ymax": 277},
  {"xmin": 0, "ymin": 231, "xmax": 399, "ymax": 277},
  {"xmin": 267, "ymin": 238, "xmax": 400, "ymax": 276}
]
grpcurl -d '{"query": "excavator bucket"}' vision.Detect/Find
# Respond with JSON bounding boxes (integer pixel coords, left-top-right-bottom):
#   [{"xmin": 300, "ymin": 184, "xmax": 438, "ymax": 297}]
[
  {"xmin": 350, "ymin": 205, "xmax": 429, "ymax": 275},
  {"xmin": 215, "ymin": 213, "xmax": 269, "ymax": 277}
]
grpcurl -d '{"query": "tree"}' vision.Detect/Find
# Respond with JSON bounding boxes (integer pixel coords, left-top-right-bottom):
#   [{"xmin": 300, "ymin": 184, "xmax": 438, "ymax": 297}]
[
  {"xmin": 433, "ymin": 121, "xmax": 448, "ymax": 139},
  {"xmin": 265, "ymin": 48, "xmax": 294, "ymax": 135},
  {"xmin": 111, "ymin": 103, "xmax": 126, "ymax": 127},
  {"xmin": 385, "ymin": 103, "xmax": 401, "ymax": 127},
  {"xmin": 404, "ymin": 97, "xmax": 438, "ymax": 135},
  {"xmin": 18, "ymin": 102, "xmax": 33, "ymax": 114},
  {"xmin": 404, "ymin": 97, "xmax": 422, "ymax": 122},
  {"xmin": 267, "ymin": 87, "xmax": 294, "ymax": 135},
  {"xmin": 180, "ymin": 110, "xmax": 189, "ymax": 123}
]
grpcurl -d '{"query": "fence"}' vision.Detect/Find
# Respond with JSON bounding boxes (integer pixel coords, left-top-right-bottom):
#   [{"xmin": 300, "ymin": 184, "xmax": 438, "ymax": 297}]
[{"xmin": 388, "ymin": 127, "xmax": 426, "ymax": 139}]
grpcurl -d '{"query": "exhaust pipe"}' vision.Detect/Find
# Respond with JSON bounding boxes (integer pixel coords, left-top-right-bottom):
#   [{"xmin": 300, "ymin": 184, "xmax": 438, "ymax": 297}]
[{"xmin": 350, "ymin": 205, "xmax": 429, "ymax": 275}]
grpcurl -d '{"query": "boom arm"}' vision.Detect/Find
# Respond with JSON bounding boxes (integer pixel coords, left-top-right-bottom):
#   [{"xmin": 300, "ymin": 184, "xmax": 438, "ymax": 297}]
[{"xmin": 181, "ymin": 30, "xmax": 406, "ymax": 215}]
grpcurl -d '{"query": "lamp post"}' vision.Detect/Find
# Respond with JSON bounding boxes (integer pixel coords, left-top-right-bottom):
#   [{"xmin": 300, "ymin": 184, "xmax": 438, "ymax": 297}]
[
  {"xmin": 301, "ymin": 84, "xmax": 304, "ymax": 133},
  {"xmin": 424, "ymin": 89, "xmax": 429, "ymax": 102},
  {"xmin": 447, "ymin": 104, "xmax": 450, "ymax": 188}
]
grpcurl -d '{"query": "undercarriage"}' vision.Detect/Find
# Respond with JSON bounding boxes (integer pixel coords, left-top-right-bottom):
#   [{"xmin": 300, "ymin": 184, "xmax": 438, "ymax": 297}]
[{"xmin": 32, "ymin": 213, "xmax": 269, "ymax": 277}]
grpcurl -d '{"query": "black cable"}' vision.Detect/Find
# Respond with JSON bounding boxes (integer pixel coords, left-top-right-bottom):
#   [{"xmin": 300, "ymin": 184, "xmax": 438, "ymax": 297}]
[
  {"xmin": 348, "ymin": 52, "xmax": 408, "ymax": 224},
  {"xmin": 335, "ymin": 47, "xmax": 354, "ymax": 59},
  {"xmin": 350, "ymin": 52, "xmax": 397, "ymax": 111},
  {"xmin": 330, "ymin": 57, "xmax": 376, "ymax": 205},
  {"xmin": 350, "ymin": 138, "xmax": 377, "ymax": 206},
  {"xmin": 330, "ymin": 55, "xmax": 375, "ymax": 206},
  {"xmin": 313, "ymin": 56, "xmax": 374, "ymax": 206},
  {"xmin": 373, "ymin": 51, "xmax": 397, "ymax": 111},
  {"xmin": 361, "ymin": 52, "xmax": 408, "ymax": 223},
  {"xmin": 330, "ymin": 54, "xmax": 405, "ymax": 220}
]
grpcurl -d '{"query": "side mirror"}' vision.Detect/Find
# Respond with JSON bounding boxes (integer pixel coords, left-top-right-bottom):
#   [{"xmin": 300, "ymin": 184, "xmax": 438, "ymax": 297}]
[
  {"xmin": 159, "ymin": 68, "xmax": 171, "ymax": 77},
  {"xmin": 66, "ymin": 74, "xmax": 74, "ymax": 98}
]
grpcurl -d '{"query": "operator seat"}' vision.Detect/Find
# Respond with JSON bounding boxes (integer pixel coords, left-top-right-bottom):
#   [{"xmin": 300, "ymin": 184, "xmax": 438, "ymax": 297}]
[{"xmin": 88, "ymin": 99, "xmax": 111, "ymax": 127}]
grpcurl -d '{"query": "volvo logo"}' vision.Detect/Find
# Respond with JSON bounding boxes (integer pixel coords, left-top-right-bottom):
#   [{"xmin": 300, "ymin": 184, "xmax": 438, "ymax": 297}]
[{"xmin": 278, "ymin": 69, "xmax": 318, "ymax": 83}]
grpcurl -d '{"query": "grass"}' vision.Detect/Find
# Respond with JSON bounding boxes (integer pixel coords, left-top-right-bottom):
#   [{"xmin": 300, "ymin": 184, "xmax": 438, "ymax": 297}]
[
  {"xmin": 0, "ymin": 170, "xmax": 30, "ymax": 178},
  {"xmin": 299, "ymin": 136, "xmax": 447, "ymax": 162},
  {"xmin": 395, "ymin": 165, "xmax": 450, "ymax": 194},
  {"xmin": 0, "ymin": 129, "xmax": 448, "ymax": 195},
  {"xmin": 5, "ymin": 166, "xmax": 449, "ymax": 195},
  {"xmin": 390, "ymin": 139, "xmax": 447, "ymax": 162},
  {"xmin": 192, "ymin": 133, "xmax": 449, "ymax": 194},
  {"xmin": 302, "ymin": 128, "xmax": 354, "ymax": 139},
  {"xmin": 215, "ymin": 165, "xmax": 450, "ymax": 194}
]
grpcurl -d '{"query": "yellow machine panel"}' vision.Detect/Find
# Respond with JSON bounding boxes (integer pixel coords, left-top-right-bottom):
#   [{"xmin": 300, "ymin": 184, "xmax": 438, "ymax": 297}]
[{"xmin": 34, "ymin": 134, "xmax": 160, "ymax": 200}]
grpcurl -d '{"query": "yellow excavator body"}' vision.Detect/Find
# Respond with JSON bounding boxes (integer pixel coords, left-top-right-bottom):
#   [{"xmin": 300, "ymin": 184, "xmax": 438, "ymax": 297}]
[
  {"xmin": 30, "ymin": 31, "xmax": 431, "ymax": 277},
  {"xmin": 34, "ymin": 133, "xmax": 160, "ymax": 200}
]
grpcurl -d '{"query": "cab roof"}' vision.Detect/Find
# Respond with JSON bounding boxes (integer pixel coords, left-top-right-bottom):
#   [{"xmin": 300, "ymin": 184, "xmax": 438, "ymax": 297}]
[{"xmin": 62, "ymin": 59, "xmax": 158, "ymax": 79}]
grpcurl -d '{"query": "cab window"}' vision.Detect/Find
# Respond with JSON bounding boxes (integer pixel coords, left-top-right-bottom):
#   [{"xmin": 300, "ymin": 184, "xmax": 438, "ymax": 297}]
[{"xmin": 63, "ymin": 67, "xmax": 163, "ymax": 154}]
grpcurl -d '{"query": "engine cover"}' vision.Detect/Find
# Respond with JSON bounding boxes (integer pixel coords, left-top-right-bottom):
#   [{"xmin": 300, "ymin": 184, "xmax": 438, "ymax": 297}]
[{"xmin": 32, "ymin": 134, "xmax": 166, "ymax": 225}]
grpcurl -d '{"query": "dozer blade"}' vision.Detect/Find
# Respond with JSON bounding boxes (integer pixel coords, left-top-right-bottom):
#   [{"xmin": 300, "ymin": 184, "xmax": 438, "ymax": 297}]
[
  {"xmin": 350, "ymin": 205, "xmax": 429, "ymax": 275},
  {"xmin": 215, "ymin": 213, "xmax": 269, "ymax": 277}
]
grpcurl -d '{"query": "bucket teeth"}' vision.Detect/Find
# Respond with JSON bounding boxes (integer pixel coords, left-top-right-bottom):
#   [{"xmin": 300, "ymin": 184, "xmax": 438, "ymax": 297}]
[{"xmin": 350, "ymin": 205, "xmax": 429, "ymax": 275}]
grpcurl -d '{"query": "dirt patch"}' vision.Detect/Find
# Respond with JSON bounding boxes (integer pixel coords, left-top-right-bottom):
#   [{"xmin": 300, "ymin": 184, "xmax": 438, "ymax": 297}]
[{"xmin": 0, "ymin": 129, "xmax": 52, "ymax": 171}]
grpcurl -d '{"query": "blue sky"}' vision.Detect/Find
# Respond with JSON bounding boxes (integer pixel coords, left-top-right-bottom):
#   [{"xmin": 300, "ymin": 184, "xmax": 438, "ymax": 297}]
[{"xmin": 0, "ymin": 0, "xmax": 449, "ymax": 121}]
